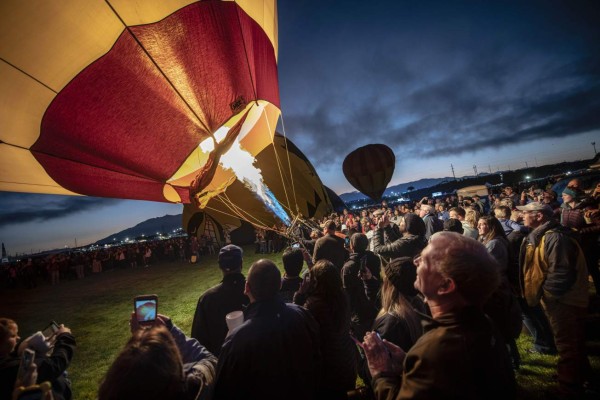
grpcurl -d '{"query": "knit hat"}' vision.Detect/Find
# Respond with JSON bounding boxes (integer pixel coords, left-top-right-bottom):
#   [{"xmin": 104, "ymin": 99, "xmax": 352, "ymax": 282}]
[
  {"xmin": 218, "ymin": 245, "xmax": 243, "ymax": 271},
  {"xmin": 561, "ymin": 187, "xmax": 578, "ymax": 198},
  {"xmin": 384, "ymin": 257, "xmax": 418, "ymax": 297}
]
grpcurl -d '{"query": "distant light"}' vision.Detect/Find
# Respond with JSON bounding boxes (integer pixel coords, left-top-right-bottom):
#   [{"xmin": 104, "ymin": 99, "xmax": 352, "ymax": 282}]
[{"xmin": 525, "ymin": 176, "xmax": 531, "ymax": 180}]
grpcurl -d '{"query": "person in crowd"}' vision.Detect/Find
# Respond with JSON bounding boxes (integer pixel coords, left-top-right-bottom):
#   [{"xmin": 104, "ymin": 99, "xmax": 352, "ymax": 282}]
[
  {"xmin": 342, "ymin": 233, "xmax": 381, "ymax": 339},
  {"xmin": 214, "ymin": 259, "xmax": 321, "ymax": 400},
  {"xmin": 418, "ymin": 204, "xmax": 443, "ymax": 240},
  {"xmin": 503, "ymin": 186, "xmax": 520, "ymax": 205},
  {"xmin": 372, "ymin": 257, "xmax": 425, "ymax": 351},
  {"xmin": 99, "ymin": 313, "xmax": 216, "ymax": 400},
  {"xmin": 448, "ymin": 206, "xmax": 477, "ymax": 239},
  {"xmin": 279, "ymin": 247, "xmax": 305, "ymax": 303},
  {"xmin": 477, "ymin": 215, "xmax": 522, "ymax": 369},
  {"xmin": 363, "ymin": 232, "xmax": 516, "ymax": 399},
  {"xmin": 542, "ymin": 190, "xmax": 561, "ymax": 217},
  {"xmin": 517, "ymin": 202, "xmax": 591, "ymax": 397},
  {"xmin": 313, "ymin": 220, "xmax": 347, "ymax": 270},
  {"xmin": 494, "ymin": 205, "xmax": 526, "ymax": 236},
  {"xmin": 372, "ymin": 213, "xmax": 427, "ymax": 261},
  {"xmin": 190, "ymin": 245, "xmax": 249, "ymax": 356},
  {"xmin": 560, "ymin": 186, "xmax": 600, "ymax": 293},
  {"xmin": 299, "ymin": 229, "xmax": 321, "ymax": 255},
  {"xmin": 442, "ymin": 218, "xmax": 464, "ymax": 234},
  {"xmin": 436, "ymin": 203, "xmax": 450, "ymax": 222},
  {"xmin": 471, "ymin": 194, "xmax": 485, "ymax": 214},
  {"xmin": 298, "ymin": 260, "xmax": 357, "ymax": 399},
  {"xmin": 464, "ymin": 208, "xmax": 481, "ymax": 240},
  {"xmin": 0, "ymin": 318, "xmax": 76, "ymax": 400}
]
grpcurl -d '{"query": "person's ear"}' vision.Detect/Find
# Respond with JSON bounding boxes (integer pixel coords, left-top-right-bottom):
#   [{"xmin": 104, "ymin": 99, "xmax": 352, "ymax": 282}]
[{"xmin": 437, "ymin": 278, "xmax": 456, "ymax": 295}]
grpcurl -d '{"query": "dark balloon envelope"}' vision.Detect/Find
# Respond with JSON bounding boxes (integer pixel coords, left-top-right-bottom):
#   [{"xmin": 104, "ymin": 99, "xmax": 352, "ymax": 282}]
[{"xmin": 342, "ymin": 144, "xmax": 395, "ymax": 201}]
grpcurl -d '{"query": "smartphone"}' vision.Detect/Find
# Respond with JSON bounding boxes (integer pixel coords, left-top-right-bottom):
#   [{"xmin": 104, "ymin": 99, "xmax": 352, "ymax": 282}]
[
  {"xmin": 41, "ymin": 321, "xmax": 60, "ymax": 339},
  {"xmin": 292, "ymin": 242, "xmax": 301, "ymax": 249},
  {"xmin": 134, "ymin": 294, "xmax": 158, "ymax": 325},
  {"xmin": 17, "ymin": 348, "xmax": 35, "ymax": 383}
]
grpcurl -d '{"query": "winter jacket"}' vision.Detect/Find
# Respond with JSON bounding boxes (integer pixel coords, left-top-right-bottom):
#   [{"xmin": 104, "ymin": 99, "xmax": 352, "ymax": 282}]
[
  {"xmin": 191, "ymin": 272, "xmax": 249, "ymax": 356},
  {"xmin": 372, "ymin": 306, "xmax": 516, "ymax": 400},
  {"xmin": 519, "ymin": 220, "xmax": 588, "ymax": 308}
]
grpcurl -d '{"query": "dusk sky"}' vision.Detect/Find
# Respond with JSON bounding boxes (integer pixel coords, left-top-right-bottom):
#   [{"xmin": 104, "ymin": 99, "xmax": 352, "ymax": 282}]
[{"xmin": 1, "ymin": 0, "xmax": 599, "ymax": 255}]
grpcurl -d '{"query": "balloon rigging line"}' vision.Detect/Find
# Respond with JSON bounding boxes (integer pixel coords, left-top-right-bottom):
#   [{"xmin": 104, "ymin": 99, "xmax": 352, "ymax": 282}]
[
  {"xmin": 0, "ymin": 180, "xmax": 67, "ymax": 189},
  {"xmin": 0, "ymin": 59, "xmax": 58, "ymax": 94},
  {"xmin": 233, "ymin": 0, "xmax": 259, "ymax": 105},
  {"xmin": 277, "ymin": 114, "xmax": 300, "ymax": 214},
  {"xmin": 104, "ymin": 0, "xmax": 213, "ymax": 139},
  {"xmin": 213, "ymin": 193, "xmax": 272, "ymax": 231},
  {"xmin": 218, "ymin": 190, "xmax": 285, "ymax": 232},
  {"xmin": 263, "ymin": 113, "xmax": 294, "ymax": 216},
  {"xmin": 204, "ymin": 204, "xmax": 272, "ymax": 233}
]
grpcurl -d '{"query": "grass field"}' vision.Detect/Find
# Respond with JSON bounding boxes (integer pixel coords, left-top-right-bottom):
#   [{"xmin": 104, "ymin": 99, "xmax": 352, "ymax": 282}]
[{"xmin": 1, "ymin": 246, "xmax": 598, "ymax": 399}]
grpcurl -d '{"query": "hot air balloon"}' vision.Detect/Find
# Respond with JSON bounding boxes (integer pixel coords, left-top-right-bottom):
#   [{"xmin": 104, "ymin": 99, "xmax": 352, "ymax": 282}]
[
  {"xmin": 0, "ymin": 0, "xmax": 330, "ymax": 232},
  {"xmin": 0, "ymin": 1, "xmax": 278, "ymax": 202},
  {"xmin": 342, "ymin": 144, "xmax": 395, "ymax": 201},
  {"xmin": 183, "ymin": 133, "xmax": 334, "ymax": 245}
]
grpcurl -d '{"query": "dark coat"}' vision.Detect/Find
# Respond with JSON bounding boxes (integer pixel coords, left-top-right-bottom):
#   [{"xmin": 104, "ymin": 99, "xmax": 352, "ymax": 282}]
[
  {"xmin": 342, "ymin": 252, "xmax": 381, "ymax": 337},
  {"xmin": 214, "ymin": 299, "xmax": 321, "ymax": 400},
  {"xmin": 312, "ymin": 233, "xmax": 348, "ymax": 270},
  {"xmin": 372, "ymin": 306, "xmax": 516, "ymax": 400},
  {"xmin": 304, "ymin": 294, "xmax": 357, "ymax": 395},
  {"xmin": 191, "ymin": 272, "xmax": 249, "ymax": 356},
  {"xmin": 372, "ymin": 214, "xmax": 427, "ymax": 261}
]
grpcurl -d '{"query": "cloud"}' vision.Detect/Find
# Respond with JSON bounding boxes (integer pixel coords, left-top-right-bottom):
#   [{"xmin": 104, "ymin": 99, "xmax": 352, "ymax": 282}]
[
  {"xmin": 0, "ymin": 194, "xmax": 123, "ymax": 227},
  {"xmin": 284, "ymin": 52, "xmax": 600, "ymax": 170}
]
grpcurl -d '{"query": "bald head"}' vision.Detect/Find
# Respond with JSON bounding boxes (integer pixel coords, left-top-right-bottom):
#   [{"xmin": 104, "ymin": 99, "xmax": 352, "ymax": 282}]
[
  {"xmin": 246, "ymin": 259, "xmax": 281, "ymax": 302},
  {"xmin": 429, "ymin": 232, "xmax": 500, "ymax": 307}
]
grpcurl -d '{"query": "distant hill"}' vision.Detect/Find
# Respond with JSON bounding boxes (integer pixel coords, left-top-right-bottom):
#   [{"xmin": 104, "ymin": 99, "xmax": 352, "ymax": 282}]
[
  {"xmin": 94, "ymin": 214, "xmax": 183, "ymax": 245},
  {"xmin": 339, "ymin": 177, "xmax": 453, "ymax": 202}
]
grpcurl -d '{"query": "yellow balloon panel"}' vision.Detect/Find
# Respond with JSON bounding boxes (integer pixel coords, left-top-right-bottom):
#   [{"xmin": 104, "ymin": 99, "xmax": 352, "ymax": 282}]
[
  {"xmin": 0, "ymin": 144, "xmax": 78, "ymax": 195},
  {"xmin": 0, "ymin": 63, "xmax": 55, "ymax": 148},
  {"xmin": 0, "ymin": 0, "xmax": 123, "ymax": 92}
]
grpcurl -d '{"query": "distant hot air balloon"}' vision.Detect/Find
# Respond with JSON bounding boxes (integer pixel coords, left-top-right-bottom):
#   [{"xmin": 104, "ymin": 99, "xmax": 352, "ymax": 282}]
[{"xmin": 342, "ymin": 144, "xmax": 395, "ymax": 201}]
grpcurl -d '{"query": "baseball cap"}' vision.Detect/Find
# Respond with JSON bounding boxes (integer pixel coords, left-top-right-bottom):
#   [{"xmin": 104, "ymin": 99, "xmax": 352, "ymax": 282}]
[
  {"xmin": 515, "ymin": 202, "xmax": 552, "ymax": 214},
  {"xmin": 218, "ymin": 245, "xmax": 243, "ymax": 271}
]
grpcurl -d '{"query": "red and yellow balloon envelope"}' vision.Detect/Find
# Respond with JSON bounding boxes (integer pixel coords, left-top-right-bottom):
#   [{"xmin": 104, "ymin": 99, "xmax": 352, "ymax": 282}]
[{"xmin": 0, "ymin": 0, "xmax": 333, "ymax": 234}]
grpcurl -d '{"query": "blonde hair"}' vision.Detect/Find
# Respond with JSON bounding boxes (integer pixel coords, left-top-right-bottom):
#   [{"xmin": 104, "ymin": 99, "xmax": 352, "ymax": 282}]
[
  {"xmin": 377, "ymin": 277, "xmax": 422, "ymax": 345},
  {"xmin": 465, "ymin": 209, "xmax": 481, "ymax": 229}
]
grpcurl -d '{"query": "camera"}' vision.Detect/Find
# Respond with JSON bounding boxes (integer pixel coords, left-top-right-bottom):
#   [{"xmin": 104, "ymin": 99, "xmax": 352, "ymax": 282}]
[{"xmin": 134, "ymin": 294, "xmax": 158, "ymax": 325}]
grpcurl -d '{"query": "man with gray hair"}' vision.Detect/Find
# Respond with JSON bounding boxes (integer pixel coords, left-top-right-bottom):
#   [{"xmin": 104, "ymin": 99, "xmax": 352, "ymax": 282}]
[
  {"xmin": 517, "ymin": 201, "xmax": 591, "ymax": 397},
  {"xmin": 418, "ymin": 204, "xmax": 442, "ymax": 240},
  {"xmin": 363, "ymin": 232, "xmax": 515, "ymax": 399}
]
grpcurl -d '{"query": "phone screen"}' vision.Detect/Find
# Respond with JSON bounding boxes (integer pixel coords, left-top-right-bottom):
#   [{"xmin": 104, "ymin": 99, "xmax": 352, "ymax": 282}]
[
  {"xmin": 292, "ymin": 243, "xmax": 300, "ymax": 248},
  {"xmin": 135, "ymin": 297, "xmax": 157, "ymax": 323}
]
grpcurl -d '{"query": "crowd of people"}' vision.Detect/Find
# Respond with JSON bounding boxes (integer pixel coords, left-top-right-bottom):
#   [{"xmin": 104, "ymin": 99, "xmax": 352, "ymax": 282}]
[
  {"xmin": 1, "ymin": 176, "xmax": 599, "ymax": 399},
  {"xmin": 0, "ymin": 236, "xmax": 220, "ymax": 290}
]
